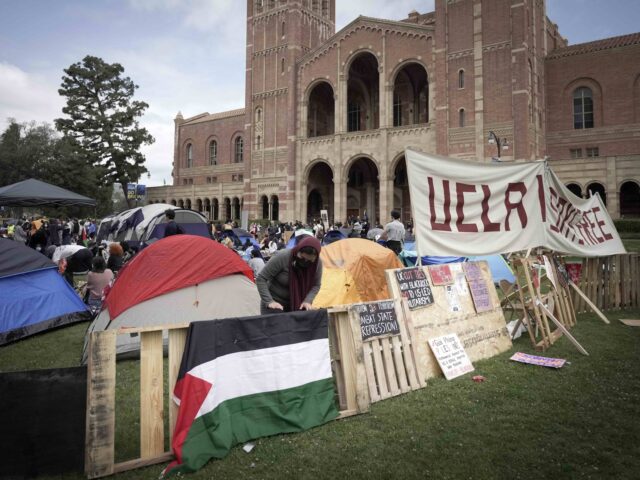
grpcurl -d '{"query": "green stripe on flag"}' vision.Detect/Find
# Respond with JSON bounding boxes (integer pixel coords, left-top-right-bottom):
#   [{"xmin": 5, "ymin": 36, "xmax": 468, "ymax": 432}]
[{"xmin": 176, "ymin": 377, "xmax": 338, "ymax": 474}]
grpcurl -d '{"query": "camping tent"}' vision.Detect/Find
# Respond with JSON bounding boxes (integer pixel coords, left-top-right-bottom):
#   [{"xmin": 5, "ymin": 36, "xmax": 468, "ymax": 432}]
[
  {"xmin": 82, "ymin": 235, "xmax": 260, "ymax": 360},
  {"xmin": 97, "ymin": 203, "xmax": 209, "ymax": 246},
  {"xmin": 0, "ymin": 178, "xmax": 95, "ymax": 206},
  {"xmin": 286, "ymin": 229, "xmax": 314, "ymax": 248},
  {"xmin": 0, "ymin": 238, "xmax": 90, "ymax": 345},
  {"xmin": 321, "ymin": 229, "xmax": 346, "ymax": 246},
  {"xmin": 313, "ymin": 238, "xmax": 403, "ymax": 308}
]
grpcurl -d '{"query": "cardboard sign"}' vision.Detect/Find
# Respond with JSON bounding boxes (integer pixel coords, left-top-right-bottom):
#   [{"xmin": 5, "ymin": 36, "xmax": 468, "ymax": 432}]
[
  {"xmin": 510, "ymin": 352, "xmax": 566, "ymax": 369},
  {"xmin": 428, "ymin": 265, "xmax": 453, "ymax": 285},
  {"xmin": 428, "ymin": 334, "xmax": 474, "ymax": 380},
  {"xmin": 354, "ymin": 300, "xmax": 400, "ymax": 341},
  {"xmin": 395, "ymin": 267, "xmax": 434, "ymax": 310},
  {"xmin": 468, "ymin": 278, "xmax": 493, "ymax": 313},
  {"xmin": 462, "ymin": 261, "xmax": 483, "ymax": 281}
]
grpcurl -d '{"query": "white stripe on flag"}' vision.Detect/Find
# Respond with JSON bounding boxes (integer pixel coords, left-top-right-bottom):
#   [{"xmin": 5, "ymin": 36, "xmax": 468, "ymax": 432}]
[{"xmin": 189, "ymin": 338, "xmax": 332, "ymax": 419}]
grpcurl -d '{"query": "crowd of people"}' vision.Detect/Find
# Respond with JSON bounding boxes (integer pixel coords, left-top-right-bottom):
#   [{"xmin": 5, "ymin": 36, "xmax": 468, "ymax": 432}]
[{"xmin": 1, "ymin": 208, "xmax": 410, "ymax": 316}]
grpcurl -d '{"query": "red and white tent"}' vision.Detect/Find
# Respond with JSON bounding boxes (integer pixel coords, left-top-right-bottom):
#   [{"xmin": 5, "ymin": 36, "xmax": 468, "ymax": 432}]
[{"xmin": 83, "ymin": 235, "xmax": 260, "ymax": 360}]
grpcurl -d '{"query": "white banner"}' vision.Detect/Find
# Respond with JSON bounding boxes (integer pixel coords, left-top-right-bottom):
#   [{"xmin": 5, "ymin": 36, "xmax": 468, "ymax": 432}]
[{"xmin": 405, "ymin": 149, "xmax": 626, "ymax": 257}]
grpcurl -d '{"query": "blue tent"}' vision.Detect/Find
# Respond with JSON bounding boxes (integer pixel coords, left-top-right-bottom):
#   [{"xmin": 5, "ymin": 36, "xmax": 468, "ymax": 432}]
[
  {"xmin": 321, "ymin": 230, "xmax": 346, "ymax": 246},
  {"xmin": 0, "ymin": 239, "xmax": 90, "ymax": 345}
]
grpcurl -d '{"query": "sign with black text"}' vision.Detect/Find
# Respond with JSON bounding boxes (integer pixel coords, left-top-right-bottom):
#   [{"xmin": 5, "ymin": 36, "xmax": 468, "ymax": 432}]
[
  {"xmin": 395, "ymin": 267, "xmax": 434, "ymax": 310},
  {"xmin": 353, "ymin": 300, "xmax": 400, "ymax": 341},
  {"xmin": 428, "ymin": 333, "xmax": 474, "ymax": 380}
]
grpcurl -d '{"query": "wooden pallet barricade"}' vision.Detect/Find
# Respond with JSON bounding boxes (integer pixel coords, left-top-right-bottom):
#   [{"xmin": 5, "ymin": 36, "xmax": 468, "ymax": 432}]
[
  {"xmin": 386, "ymin": 262, "xmax": 512, "ymax": 381},
  {"xmin": 346, "ymin": 299, "xmax": 425, "ymax": 403},
  {"xmin": 85, "ymin": 311, "xmax": 370, "ymax": 479},
  {"xmin": 572, "ymin": 254, "xmax": 640, "ymax": 313}
]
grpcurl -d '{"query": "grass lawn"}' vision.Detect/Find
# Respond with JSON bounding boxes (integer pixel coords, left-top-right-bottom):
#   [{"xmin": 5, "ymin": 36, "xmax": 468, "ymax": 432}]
[{"xmin": 1, "ymin": 307, "xmax": 640, "ymax": 479}]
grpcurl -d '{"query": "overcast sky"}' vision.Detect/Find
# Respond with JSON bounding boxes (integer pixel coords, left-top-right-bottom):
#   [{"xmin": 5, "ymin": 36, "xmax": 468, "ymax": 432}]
[{"xmin": 1, "ymin": 0, "xmax": 639, "ymax": 187}]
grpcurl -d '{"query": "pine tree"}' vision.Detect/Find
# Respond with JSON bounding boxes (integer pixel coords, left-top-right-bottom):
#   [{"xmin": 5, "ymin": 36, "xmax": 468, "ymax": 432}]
[{"xmin": 55, "ymin": 55, "xmax": 154, "ymax": 208}]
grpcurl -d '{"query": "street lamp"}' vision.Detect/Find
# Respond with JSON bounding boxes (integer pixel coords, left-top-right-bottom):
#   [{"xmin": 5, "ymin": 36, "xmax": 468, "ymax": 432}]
[{"xmin": 488, "ymin": 131, "xmax": 509, "ymax": 161}]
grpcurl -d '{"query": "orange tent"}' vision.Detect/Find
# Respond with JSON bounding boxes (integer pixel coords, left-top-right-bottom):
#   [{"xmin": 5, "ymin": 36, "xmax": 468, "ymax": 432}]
[{"xmin": 313, "ymin": 238, "xmax": 403, "ymax": 308}]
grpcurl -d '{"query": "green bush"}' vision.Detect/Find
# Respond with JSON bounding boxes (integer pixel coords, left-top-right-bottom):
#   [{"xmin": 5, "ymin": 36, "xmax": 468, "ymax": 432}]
[{"xmin": 614, "ymin": 219, "xmax": 640, "ymax": 233}]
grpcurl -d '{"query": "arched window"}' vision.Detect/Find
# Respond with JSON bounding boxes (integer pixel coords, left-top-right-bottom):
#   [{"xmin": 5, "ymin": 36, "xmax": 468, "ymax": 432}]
[
  {"xmin": 255, "ymin": 107, "xmax": 262, "ymax": 123},
  {"xmin": 281, "ymin": 21, "xmax": 286, "ymax": 37},
  {"xmin": 256, "ymin": 135, "xmax": 261, "ymax": 149},
  {"xmin": 458, "ymin": 69, "xmax": 464, "ymax": 89},
  {"xmin": 186, "ymin": 143, "xmax": 193, "ymax": 168},
  {"xmin": 281, "ymin": 57, "xmax": 285, "ymax": 74},
  {"xmin": 573, "ymin": 87, "xmax": 594, "ymax": 129},
  {"xmin": 459, "ymin": 109, "xmax": 465, "ymax": 127},
  {"xmin": 209, "ymin": 140, "xmax": 217, "ymax": 165},
  {"xmin": 235, "ymin": 137, "xmax": 244, "ymax": 163}
]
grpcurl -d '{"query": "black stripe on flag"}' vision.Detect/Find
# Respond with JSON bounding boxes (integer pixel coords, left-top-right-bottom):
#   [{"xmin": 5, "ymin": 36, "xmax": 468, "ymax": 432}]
[{"xmin": 177, "ymin": 309, "xmax": 329, "ymax": 380}]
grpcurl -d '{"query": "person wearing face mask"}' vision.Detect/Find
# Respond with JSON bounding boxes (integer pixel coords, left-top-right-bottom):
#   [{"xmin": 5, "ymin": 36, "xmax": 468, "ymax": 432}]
[{"xmin": 256, "ymin": 236, "xmax": 323, "ymax": 315}]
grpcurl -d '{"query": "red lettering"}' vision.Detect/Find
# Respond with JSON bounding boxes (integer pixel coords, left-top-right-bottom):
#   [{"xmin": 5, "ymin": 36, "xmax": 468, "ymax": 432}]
[
  {"xmin": 428, "ymin": 177, "xmax": 452, "ymax": 231},
  {"xmin": 536, "ymin": 174, "xmax": 546, "ymax": 221},
  {"xmin": 591, "ymin": 207, "xmax": 614, "ymax": 241},
  {"xmin": 548, "ymin": 187, "xmax": 560, "ymax": 232},
  {"xmin": 504, "ymin": 182, "xmax": 528, "ymax": 231},
  {"xmin": 456, "ymin": 183, "xmax": 478, "ymax": 232},
  {"xmin": 481, "ymin": 185, "xmax": 500, "ymax": 232}
]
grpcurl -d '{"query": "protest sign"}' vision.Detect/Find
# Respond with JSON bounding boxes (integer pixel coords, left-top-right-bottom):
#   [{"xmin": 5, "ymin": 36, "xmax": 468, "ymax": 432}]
[
  {"xmin": 428, "ymin": 334, "xmax": 474, "ymax": 380},
  {"xmin": 405, "ymin": 149, "xmax": 626, "ymax": 257},
  {"xmin": 353, "ymin": 300, "xmax": 400, "ymax": 341},
  {"xmin": 395, "ymin": 267, "xmax": 434, "ymax": 310}
]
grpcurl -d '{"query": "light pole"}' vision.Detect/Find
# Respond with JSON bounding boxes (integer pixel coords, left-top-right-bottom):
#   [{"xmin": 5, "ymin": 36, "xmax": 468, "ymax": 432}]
[{"xmin": 488, "ymin": 131, "xmax": 509, "ymax": 161}]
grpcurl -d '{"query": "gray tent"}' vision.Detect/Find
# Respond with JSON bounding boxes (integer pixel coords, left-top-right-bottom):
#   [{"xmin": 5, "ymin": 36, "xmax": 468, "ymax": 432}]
[{"xmin": 0, "ymin": 179, "xmax": 96, "ymax": 207}]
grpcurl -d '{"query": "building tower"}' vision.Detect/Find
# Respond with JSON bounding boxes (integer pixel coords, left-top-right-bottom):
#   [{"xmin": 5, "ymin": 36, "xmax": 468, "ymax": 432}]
[{"xmin": 244, "ymin": 0, "xmax": 335, "ymax": 222}]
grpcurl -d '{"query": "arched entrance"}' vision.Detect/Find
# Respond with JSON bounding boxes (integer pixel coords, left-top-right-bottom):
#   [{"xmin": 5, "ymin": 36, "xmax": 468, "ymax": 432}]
[
  {"xmin": 224, "ymin": 198, "xmax": 231, "ymax": 221},
  {"xmin": 307, "ymin": 162, "xmax": 334, "ymax": 223},
  {"xmin": 566, "ymin": 183, "xmax": 583, "ymax": 198},
  {"xmin": 185, "ymin": 199, "xmax": 192, "ymax": 210},
  {"xmin": 196, "ymin": 198, "xmax": 203, "ymax": 213},
  {"xmin": 204, "ymin": 198, "xmax": 211, "ymax": 219},
  {"xmin": 587, "ymin": 182, "xmax": 606, "ymax": 205},
  {"xmin": 260, "ymin": 195, "xmax": 269, "ymax": 219},
  {"xmin": 392, "ymin": 63, "xmax": 429, "ymax": 126},
  {"xmin": 212, "ymin": 198, "xmax": 219, "ymax": 221},
  {"xmin": 347, "ymin": 52, "xmax": 379, "ymax": 132},
  {"xmin": 178, "ymin": 199, "xmax": 184, "ymax": 208},
  {"xmin": 346, "ymin": 157, "xmax": 379, "ymax": 222},
  {"xmin": 271, "ymin": 195, "xmax": 279, "ymax": 221},
  {"xmin": 393, "ymin": 156, "xmax": 411, "ymax": 224},
  {"xmin": 307, "ymin": 82, "xmax": 335, "ymax": 137},
  {"xmin": 232, "ymin": 197, "xmax": 240, "ymax": 220},
  {"xmin": 620, "ymin": 181, "xmax": 640, "ymax": 217},
  {"xmin": 170, "ymin": 199, "xmax": 177, "ymax": 206}
]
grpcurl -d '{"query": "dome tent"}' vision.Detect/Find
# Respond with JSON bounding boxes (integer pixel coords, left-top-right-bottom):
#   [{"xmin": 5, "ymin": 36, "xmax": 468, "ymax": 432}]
[
  {"xmin": 0, "ymin": 238, "xmax": 90, "ymax": 345},
  {"xmin": 313, "ymin": 238, "xmax": 403, "ymax": 308},
  {"xmin": 82, "ymin": 235, "xmax": 260, "ymax": 361}
]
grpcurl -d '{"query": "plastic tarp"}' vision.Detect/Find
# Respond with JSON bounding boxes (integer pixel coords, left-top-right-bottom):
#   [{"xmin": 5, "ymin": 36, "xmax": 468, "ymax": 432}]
[
  {"xmin": 313, "ymin": 238, "xmax": 403, "ymax": 308},
  {"xmin": 321, "ymin": 230, "xmax": 346, "ymax": 246},
  {"xmin": 0, "ymin": 178, "xmax": 96, "ymax": 206},
  {"xmin": 103, "ymin": 235, "xmax": 254, "ymax": 320}
]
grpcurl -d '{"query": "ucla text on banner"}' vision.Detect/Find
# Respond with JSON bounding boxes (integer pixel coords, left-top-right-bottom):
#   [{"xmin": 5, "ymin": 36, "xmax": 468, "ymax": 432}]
[
  {"xmin": 163, "ymin": 310, "xmax": 338, "ymax": 476},
  {"xmin": 404, "ymin": 149, "xmax": 626, "ymax": 257}
]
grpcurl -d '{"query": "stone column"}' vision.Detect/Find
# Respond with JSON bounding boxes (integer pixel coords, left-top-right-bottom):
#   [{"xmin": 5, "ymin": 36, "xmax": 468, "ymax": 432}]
[
  {"xmin": 334, "ymin": 180, "xmax": 347, "ymax": 224},
  {"xmin": 379, "ymin": 174, "xmax": 391, "ymax": 225}
]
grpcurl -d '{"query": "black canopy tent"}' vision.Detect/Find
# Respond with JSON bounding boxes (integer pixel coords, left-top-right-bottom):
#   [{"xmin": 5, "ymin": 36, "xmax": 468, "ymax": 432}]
[{"xmin": 0, "ymin": 179, "xmax": 96, "ymax": 207}]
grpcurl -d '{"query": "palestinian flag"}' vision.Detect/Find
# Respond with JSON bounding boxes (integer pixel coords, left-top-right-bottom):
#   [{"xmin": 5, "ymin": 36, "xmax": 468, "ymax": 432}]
[{"xmin": 163, "ymin": 309, "xmax": 338, "ymax": 476}]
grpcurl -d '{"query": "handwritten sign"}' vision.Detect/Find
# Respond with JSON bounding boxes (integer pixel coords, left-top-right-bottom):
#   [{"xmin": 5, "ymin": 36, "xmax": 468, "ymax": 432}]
[
  {"xmin": 428, "ymin": 333, "xmax": 474, "ymax": 380},
  {"xmin": 462, "ymin": 261, "xmax": 483, "ymax": 281},
  {"xmin": 353, "ymin": 300, "xmax": 400, "ymax": 341},
  {"xmin": 395, "ymin": 267, "xmax": 434, "ymax": 310},
  {"xmin": 510, "ymin": 352, "xmax": 566, "ymax": 369},
  {"xmin": 428, "ymin": 265, "xmax": 453, "ymax": 285},
  {"xmin": 468, "ymin": 278, "xmax": 492, "ymax": 313}
]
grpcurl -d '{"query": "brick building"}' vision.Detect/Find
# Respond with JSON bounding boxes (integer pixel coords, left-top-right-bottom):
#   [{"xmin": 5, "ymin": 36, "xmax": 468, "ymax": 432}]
[{"xmin": 147, "ymin": 0, "xmax": 640, "ymax": 222}]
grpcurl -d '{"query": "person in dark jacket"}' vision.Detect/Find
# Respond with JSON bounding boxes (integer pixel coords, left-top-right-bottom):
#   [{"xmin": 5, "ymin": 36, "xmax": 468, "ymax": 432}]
[{"xmin": 163, "ymin": 209, "xmax": 184, "ymax": 237}]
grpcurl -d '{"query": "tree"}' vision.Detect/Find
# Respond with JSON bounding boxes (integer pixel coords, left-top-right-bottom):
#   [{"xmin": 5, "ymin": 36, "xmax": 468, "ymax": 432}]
[{"xmin": 55, "ymin": 55, "xmax": 154, "ymax": 208}]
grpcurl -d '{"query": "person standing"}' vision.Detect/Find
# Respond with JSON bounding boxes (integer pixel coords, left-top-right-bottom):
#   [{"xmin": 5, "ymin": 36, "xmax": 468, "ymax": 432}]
[
  {"xmin": 382, "ymin": 210, "xmax": 405, "ymax": 255},
  {"xmin": 256, "ymin": 236, "xmax": 323, "ymax": 315},
  {"xmin": 163, "ymin": 209, "xmax": 184, "ymax": 237}
]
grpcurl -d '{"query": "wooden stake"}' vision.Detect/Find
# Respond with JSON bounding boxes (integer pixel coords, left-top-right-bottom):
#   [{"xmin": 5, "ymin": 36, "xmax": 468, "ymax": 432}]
[
  {"xmin": 536, "ymin": 299, "xmax": 589, "ymax": 356},
  {"xmin": 569, "ymin": 281, "xmax": 610, "ymax": 324}
]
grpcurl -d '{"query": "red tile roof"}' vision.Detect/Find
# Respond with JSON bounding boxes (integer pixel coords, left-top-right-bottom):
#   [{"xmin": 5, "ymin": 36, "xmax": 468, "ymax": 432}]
[{"xmin": 547, "ymin": 32, "xmax": 640, "ymax": 60}]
